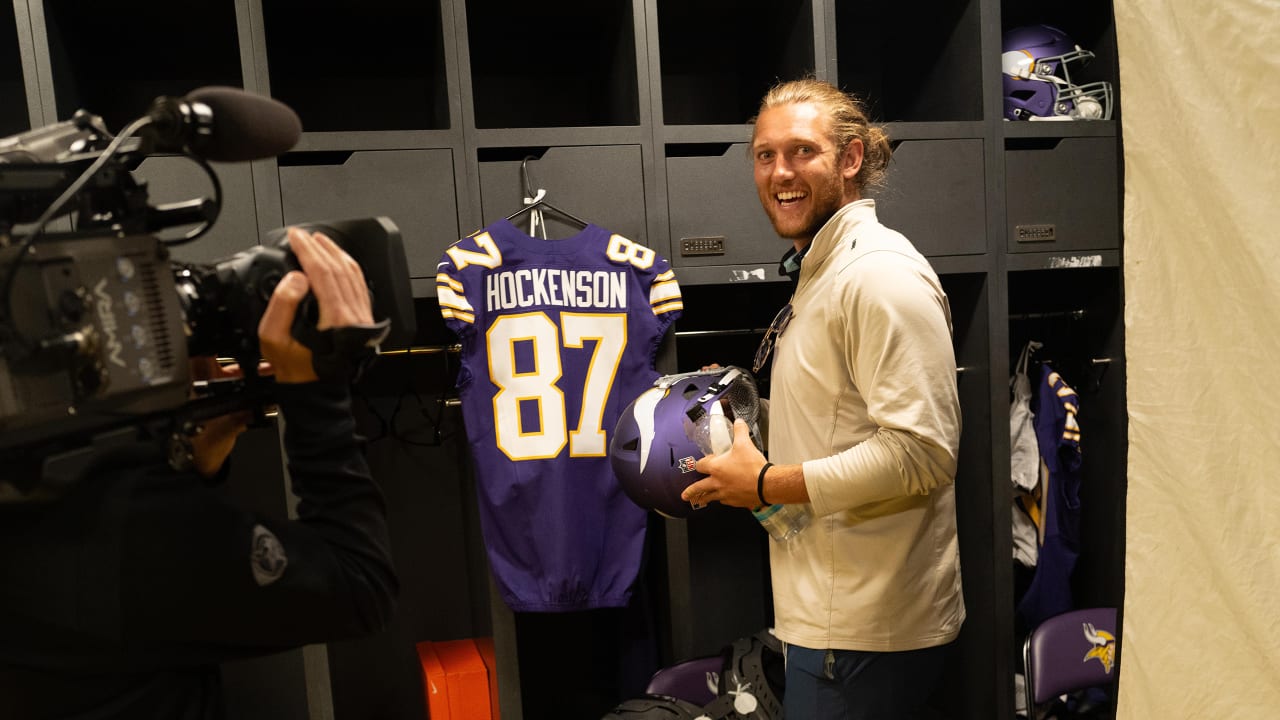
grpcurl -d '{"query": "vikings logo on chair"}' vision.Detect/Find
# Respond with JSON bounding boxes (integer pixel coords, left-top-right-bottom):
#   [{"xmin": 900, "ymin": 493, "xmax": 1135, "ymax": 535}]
[{"xmin": 1082, "ymin": 622, "xmax": 1116, "ymax": 674}]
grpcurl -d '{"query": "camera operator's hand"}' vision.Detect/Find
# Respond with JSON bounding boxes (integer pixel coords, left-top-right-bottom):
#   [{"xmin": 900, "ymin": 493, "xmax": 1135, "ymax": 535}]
[
  {"xmin": 187, "ymin": 356, "xmax": 255, "ymax": 477},
  {"xmin": 258, "ymin": 228, "xmax": 373, "ymax": 384}
]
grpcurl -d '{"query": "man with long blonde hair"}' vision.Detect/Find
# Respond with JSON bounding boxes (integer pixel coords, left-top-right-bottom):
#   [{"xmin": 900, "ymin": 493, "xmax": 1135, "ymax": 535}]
[{"xmin": 685, "ymin": 78, "xmax": 965, "ymax": 718}]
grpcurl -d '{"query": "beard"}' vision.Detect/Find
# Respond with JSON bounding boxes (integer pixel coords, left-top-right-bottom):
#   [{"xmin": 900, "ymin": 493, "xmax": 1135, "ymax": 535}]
[{"xmin": 760, "ymin": 168, "xmax": 848, "ymax": 240}]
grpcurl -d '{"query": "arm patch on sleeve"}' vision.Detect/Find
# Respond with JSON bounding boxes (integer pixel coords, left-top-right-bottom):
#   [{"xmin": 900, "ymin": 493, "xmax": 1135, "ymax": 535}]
[{"xmin": 250, "ymin": 524, "xmax": 289, "ymax": 586}]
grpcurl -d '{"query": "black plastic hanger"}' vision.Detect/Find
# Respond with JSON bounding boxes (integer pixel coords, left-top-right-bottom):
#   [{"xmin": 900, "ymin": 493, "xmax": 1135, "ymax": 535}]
[{"xmin": 504, "ymin": 156, "xmax": 589, "ymax": 236}]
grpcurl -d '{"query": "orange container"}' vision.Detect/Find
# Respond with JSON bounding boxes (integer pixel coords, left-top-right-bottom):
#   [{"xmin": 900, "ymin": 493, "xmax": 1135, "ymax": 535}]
[
  {"xmin": 415, "ymin": 641, "xmax": 452, "ymax": 720},
  {"xmin": 433, "ymin": 639, "xmax": 492, "ymax": 720},
  {"xmin": 474, "ymin": 636, "xmax": 501, "ymax": 719}
]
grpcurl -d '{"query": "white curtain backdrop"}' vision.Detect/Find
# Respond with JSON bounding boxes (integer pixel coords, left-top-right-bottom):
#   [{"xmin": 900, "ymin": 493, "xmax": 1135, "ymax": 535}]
[{"xmin": 1114, "ymin": 1, "xmax": 1280, "ymax": 717}]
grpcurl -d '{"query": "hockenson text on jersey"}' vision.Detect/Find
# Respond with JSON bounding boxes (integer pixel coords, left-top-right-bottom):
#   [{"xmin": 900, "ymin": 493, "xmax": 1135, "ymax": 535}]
[{"xmin": 486, "ymin": 269, "xmax": 627, "ymax": 312}]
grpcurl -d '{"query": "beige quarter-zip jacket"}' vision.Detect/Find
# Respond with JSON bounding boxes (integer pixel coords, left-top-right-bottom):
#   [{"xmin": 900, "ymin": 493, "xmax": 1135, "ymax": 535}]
[{"xmin": 767, "ymin": 199, "xmax": 965, "ymax": 652}]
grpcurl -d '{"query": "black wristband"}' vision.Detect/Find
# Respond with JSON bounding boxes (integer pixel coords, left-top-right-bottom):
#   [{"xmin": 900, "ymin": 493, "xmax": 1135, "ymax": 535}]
[{"xmin": 757, "ymin": 462, "xmax": 774, "ymax": 506}]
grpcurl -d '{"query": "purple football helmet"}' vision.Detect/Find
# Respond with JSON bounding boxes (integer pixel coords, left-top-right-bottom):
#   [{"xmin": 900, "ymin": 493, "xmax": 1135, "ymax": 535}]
[
  {"xmin": 1002, "ymin": 24, "xmax": 1112, "ymax": 121},
  {"xmin": 610, "ymin": 367, "xmax": 760, "ymax": 519}
]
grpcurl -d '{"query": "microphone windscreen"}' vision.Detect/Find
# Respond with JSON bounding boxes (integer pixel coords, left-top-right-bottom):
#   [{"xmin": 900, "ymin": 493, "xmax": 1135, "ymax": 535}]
[{"xmin": 186, "ymin": 86, "xmax": 302, "ymax": 162}]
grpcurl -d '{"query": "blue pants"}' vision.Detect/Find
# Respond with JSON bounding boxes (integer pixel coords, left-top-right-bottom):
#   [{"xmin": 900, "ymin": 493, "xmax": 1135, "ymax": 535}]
[{"xmin": 784, "ymin": 643, "xmax": 949, "ymax": 719}]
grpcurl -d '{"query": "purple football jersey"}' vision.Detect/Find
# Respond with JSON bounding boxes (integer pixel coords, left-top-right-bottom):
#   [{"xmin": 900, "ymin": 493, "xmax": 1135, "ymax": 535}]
[
  {"xmin": 437, "ymin": 220, "xmax": 683, "ymax": 611},
  {"xmin": 1017, "ymin": 365, "xmax": 1083, "ymax": 629}
]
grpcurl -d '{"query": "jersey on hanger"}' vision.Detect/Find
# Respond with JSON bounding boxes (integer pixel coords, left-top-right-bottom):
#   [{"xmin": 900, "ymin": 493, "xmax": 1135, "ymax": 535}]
[
  {"xmin": 1011, "ymin": 340, "xmax": 1042, "ymax": 568},
  {"xmin": 437, "ymin": 219, "xmax": 683, "ymax": 612},
  {"xmin": 1016, "ymin": 365, "xmax": 1083, "ymax": 629}
]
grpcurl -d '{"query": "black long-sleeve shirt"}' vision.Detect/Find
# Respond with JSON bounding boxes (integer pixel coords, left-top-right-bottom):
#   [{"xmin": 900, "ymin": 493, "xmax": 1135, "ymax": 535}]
[{"xmin": 0, "ymin": 382, "xmax": 398, "ymax": 719}]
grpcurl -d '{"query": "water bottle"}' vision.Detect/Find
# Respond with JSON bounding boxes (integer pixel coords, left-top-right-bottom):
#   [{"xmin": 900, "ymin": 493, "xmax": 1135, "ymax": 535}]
[
  {"xmin": 690, "ymin": 397, "xmax": 811, "ymax": 541},
  {"xmin": 752, "ymin": 502, "xmax": 812, "ymax": 542}
]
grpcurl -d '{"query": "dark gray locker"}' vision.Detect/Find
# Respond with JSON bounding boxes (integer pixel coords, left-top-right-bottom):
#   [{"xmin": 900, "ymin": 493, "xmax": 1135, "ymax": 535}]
[
  {"xmin": 131, "ymin": 157, "xmax": 261, "ymax": 265},
  {"xmin": 277, "ymin": 149, "xmax": 460, "ymax": 280},
  {"xmin": 467, "ymin": 0, "xmax": 639, "ymax": 129},
  {"xmin": 833, "ymin": 0, "xmax": 983, "ymax": 122},
  {"xmin": 665, "ymin": 143, "xmax": 780, "ymax": 268},
  {"xmin": 1, "ymin": 2, "xmax": 28, "ymax": 136},
  {"xmin": 656, "ymin": 0, "xmax": 814, "ymax": 125},
  {"xmin": 872, "ymin": 138, "xmax": 987, "ymax": 256},
  {"xmin": 36, "ymin": 0, "xmax": 242, "ymax": 133},
  {"xmin": 1006, "ymin": 136, "xmax": 1121, "ymax": 253},
  {"xmin": 261, "ymin": 0, "xmax": 450, "ymax": 133},
  {"xmin": 477, "ymin": 145, "xmax": 648, "ymax": 243}
]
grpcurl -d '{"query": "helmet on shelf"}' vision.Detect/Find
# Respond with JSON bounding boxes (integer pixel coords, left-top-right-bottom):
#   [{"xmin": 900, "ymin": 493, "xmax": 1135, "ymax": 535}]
[
  {"xmin": 1002, "ymin": 24, "xmax": 1113, "ymax": 121},
  {"xmin": 609, "ymin": 366, "xmax": 761, "ymax": 519}
]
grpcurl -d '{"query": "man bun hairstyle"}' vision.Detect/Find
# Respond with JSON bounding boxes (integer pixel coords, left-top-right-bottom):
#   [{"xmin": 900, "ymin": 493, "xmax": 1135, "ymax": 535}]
[{"xmin": 754, "ymin": 77, "xmax": 893, "ymax": 194}]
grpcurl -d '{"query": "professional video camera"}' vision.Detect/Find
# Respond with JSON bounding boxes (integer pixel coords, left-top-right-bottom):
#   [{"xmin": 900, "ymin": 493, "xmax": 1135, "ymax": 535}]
[{"xmin": 0, "ymin": 87, "xmax": 416, "ymax": 493}]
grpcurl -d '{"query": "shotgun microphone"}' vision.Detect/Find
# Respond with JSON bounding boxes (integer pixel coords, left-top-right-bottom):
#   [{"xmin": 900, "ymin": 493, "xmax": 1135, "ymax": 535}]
[{"xmin": 145, "ymin": 86, "xmax": 302, "ymax": 163}]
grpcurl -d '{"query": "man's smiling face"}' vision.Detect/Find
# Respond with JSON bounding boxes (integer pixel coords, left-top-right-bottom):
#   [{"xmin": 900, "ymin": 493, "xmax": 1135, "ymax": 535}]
[{"xmin": 751, "ymin": 101, "xmax": 863, "ymax": 246}]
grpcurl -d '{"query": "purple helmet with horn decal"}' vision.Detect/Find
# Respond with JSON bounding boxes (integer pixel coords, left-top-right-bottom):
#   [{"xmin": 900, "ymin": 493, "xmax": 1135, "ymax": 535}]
[
  {"xmin": 609, "ymin": 366, "xmax": 761, "ymax": 519},
  {"xmin": 1002, "ymin": 24, "xmax": 1112, "ymax": 121}
]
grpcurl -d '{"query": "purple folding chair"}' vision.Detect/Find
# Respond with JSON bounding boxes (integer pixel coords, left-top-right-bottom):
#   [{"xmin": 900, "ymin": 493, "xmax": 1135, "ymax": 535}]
[{"xmin": 1023, "ymin": 607, "xmax": 1120, "ymax": 717}]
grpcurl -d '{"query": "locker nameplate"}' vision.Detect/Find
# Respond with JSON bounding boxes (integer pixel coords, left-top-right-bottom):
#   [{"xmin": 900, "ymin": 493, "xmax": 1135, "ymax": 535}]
[
  {"xmin": 680, "ymin": 236, "xmax": 726, "ymax": 256},
  {"xmin": 1016, "ymin": 224, "xmax": 1056, "ymax": 242}
]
